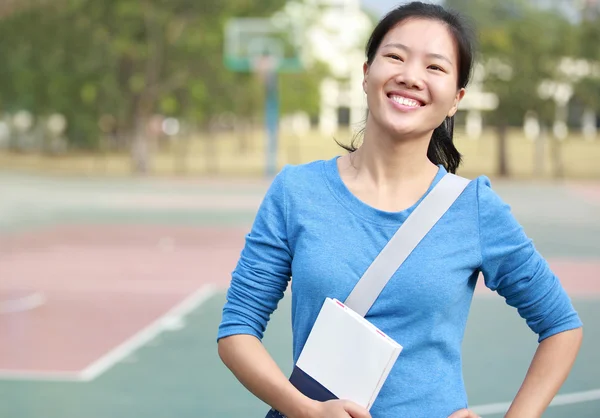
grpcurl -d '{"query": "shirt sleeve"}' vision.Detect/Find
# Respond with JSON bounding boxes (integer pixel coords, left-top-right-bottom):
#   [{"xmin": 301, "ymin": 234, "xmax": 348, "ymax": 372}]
[
  {"xmin": 217, "ymin": 166, "xmax": 292, "ymax": 342},
  {"xmin": 476, "ymin": 177, "xmax": 582, "ymax": 343}
]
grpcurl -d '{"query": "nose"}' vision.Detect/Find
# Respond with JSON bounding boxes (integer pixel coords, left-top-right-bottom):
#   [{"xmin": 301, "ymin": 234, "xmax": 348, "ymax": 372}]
[{"xmin": 395, "ymin": 63, "xmax": 425, "ymax": 90}]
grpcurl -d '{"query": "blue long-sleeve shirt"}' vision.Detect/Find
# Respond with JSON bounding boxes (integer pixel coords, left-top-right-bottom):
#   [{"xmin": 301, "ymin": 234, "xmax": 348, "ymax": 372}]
[{"xmin": 217, "ymin": 157, "xmax": 582, "ymax": 417}]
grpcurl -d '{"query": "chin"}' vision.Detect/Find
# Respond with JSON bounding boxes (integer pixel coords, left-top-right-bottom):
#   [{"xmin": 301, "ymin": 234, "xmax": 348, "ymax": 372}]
[
  {"xmin": 384, "ymin": 123, "xmax": 424, "ymax": 140},
  {"xmin": 369, "ymin": 111, "xmax": 437, "ymax": 141}
]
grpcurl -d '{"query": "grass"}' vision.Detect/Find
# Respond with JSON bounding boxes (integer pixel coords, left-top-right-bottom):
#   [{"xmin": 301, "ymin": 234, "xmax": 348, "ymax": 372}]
[{"xmin": 0, "ymin": 127, "xmax": 598, "ymax": 179}]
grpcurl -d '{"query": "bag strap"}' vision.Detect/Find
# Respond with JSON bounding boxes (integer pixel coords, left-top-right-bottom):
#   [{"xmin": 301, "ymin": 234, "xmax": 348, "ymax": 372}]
[{"xmin": 343, "ymin": 173, "xmax": 471, "ymax": 317}]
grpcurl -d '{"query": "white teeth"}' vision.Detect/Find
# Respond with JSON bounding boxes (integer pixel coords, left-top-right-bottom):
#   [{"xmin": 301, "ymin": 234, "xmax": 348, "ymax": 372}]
[{"xmin": 390, "ymin": 95, "xmax": 421, "ymax": 108}]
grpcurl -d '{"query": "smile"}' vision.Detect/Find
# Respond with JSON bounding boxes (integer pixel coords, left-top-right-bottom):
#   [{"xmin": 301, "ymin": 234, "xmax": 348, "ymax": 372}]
[{"xmin": 387, "ymin": 94, "xmax": 425, "ymax": 109}]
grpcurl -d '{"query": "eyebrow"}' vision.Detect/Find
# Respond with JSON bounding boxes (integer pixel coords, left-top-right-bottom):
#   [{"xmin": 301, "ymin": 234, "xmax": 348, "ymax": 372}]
[{"xmin": 383, "ymin": 43, "xmax": 454, "ymax": 66}]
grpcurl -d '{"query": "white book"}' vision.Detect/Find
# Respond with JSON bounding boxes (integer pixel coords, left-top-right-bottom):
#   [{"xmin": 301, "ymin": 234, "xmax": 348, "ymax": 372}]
[{"xmin": 296, "ymin": 298, "xmax": 402, "ymax": 409}]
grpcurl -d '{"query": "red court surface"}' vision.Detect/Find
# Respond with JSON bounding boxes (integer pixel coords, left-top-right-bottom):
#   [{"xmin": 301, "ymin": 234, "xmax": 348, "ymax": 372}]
[
  {"xmin": 0, "ymin": 224, "xmax": 598, "ymax": 380},
  {"xmin": 0, "ymin": 225, "xmax": 245, "ymax": 380}
]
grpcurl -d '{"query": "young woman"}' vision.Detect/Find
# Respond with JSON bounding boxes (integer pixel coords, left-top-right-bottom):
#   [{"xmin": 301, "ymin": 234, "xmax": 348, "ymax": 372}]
[{"xmin": 216, "ymin": 2, "xmax": 583, "ymax": 417}]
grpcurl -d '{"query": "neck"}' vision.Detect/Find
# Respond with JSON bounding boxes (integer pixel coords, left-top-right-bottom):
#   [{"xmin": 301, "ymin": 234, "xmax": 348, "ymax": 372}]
[{"xmin": 349, "ymin": 121, "xmax": 437, "ymax": 187}]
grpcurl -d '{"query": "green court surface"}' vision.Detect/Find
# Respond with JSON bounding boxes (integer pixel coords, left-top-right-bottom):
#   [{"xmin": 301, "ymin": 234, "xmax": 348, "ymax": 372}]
[{"xmin": 0, "ymin": 171, "xmax": 599, "ymax": 418}]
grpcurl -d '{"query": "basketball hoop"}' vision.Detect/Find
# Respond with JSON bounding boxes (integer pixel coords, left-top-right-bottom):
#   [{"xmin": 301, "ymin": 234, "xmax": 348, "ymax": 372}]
[{"xmin": 223, "ymin": 17, "xmax": 302, "ymax": 176}]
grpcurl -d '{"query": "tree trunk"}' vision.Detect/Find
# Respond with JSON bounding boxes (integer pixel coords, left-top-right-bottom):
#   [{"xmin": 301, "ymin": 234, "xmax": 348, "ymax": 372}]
[
  {"xmin": 130, "ymin": 92, "xmax": 157, "ymax": 175},
  {"xmin": 175, "ymin": 128, "xmax": 190, "ymax": 175},
  {"xmin": 206, "ymin": 117, "xmax": 219, "ymax": 175},
  {"xmin": 496, "ymin": 121, "xmax": 509, "ymax": 177},
  {"xmin": 534, "ymin": 125, "xmax": 546, "ymax": 178},
  {"xmin": 131, "ymin": 113, "xmax": 152, "ymax": 175},
  {"xmin": 236, "ymin": 118, "xmax": 250, "ymax": 155},
  {"xmin": 583, "ymin": 107, "xmax": 597, "ymax": 141},
  {"xmin": 550, "ymin": 132, "xmax": 564, "ymax": 179}
]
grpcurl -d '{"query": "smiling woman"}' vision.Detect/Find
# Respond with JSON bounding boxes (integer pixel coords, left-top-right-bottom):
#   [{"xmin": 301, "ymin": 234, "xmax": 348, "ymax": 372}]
[
  {"xmin": 216, "ymin": 2, "xmax": 583, "ymax": 418},
  {"xmin": 361, "ymin": 18, "xmax": 466, "ymax": 152},
  {"xmin": 337, "ymin": 2, "xmax": 474, "ymax": 177}
]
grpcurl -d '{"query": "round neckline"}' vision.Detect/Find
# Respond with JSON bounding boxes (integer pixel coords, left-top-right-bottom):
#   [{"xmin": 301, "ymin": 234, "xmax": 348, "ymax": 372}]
[{"xmin": 322, "ymin": 156, "xmax": 448, "ymax": 226}]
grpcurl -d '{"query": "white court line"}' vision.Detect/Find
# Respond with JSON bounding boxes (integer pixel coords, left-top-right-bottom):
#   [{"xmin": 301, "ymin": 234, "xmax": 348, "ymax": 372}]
[
  {"xmin": 78, "ymin": 284, "xmax": 218, "ymax": 381},
  {"xmin": 0, "ymin": 292, "xmax": 47, "ymax": 314},
  {"xmin": 0, "ymin": 284, "xmax": 219, "ymax": 382},
  {"xmin": 472, "ymin": 388, "xmax": 600, "ymax": 416},
  {"xmin": 0, "ymin": 369, "xmax": 81, "ymax": 382},
  {"xmin": 0, "ymin": 285, "xmax": 219, "ymax": 382}
]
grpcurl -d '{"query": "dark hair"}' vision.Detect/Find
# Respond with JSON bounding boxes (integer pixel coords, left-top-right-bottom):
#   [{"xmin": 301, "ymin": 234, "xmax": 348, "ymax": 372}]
[{"xmin": 339, "ymin": 1, "xmax": 476, "ymax": 174}]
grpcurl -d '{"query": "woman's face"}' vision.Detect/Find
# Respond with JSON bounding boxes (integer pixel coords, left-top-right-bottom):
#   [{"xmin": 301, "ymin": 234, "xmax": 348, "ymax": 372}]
[{"xmin": 363, "ymin": 18, "xmax": 465, "ymax": 140}]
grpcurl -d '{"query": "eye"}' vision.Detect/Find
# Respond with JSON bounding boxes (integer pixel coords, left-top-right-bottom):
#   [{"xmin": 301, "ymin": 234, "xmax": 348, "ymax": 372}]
[
  {"xmin": 428, "ymin": 65, "xmax": 445, "ymax": 72},
  {"xmin": 386, "ymin": 54, "xmax": 403, "ymax": 62}
]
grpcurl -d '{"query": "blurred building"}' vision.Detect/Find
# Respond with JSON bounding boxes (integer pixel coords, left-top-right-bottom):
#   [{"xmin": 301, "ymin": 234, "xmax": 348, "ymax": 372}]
[
  {"xmin": 277, "ymin": 0, "xmax": 373, "ymax": 134},
  {"xmin": 305, "ymin": 0, "xmax": 373, "ymax": 134}
]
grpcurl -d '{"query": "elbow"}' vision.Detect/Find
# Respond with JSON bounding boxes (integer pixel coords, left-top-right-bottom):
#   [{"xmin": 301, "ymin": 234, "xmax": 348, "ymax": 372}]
[
  {"xmin": 540, "ymin": 325, "xmax": 583, "ymax": 350},
  {"xmin": 568, "ymin": 326, "xmax": 584, "ymax": 357},
  {"xmin": 573, "ymin": 325, "xmax": 584, "ymax": 346},
  {"xmin": 566, "ymin": 325, "xmax": 583, "ymax": 347},
  {"xmin": 217, "ymin": 337, "xmax": 232, "ymax": 367},
  {"xmin": 217, "ymin": 334, "xmax": 248, "ymax": 369}
]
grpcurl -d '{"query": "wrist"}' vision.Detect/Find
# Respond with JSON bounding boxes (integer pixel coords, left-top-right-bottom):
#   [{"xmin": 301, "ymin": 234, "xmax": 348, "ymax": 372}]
[
  {"xmin": 504, "ymin": 405, "xmax": 542, "ymax": 418},
  {"xmin": 287, "ymin": 398, "xmax": 319, "ymax": 418}
]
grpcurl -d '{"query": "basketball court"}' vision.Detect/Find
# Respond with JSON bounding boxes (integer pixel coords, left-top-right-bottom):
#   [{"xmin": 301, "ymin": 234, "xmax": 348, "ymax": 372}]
[{"xmin": 0, "ymin": 169, "xmax": 599, "ymax": 417}]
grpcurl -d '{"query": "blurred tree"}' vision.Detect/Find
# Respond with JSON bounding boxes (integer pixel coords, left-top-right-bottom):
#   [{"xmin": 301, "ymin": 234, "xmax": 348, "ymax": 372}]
[
  {"xmin": 574, "ymin": 2, "xmax": 600, "ymax": 139},
  {"xmin": 279, "ymin": 61, "xmax": 329, "ymax": 117},
  {"xmin": 0, "ymin": 0, "xmax": 54, "ymax": 19},
  {"xmin": 445, "ymin": 0, "xmax": 577, "ymax": 177},
  {"xmin": 444, "ymin": 0, "xmax": 525, "ymax": 26},
  {"xmin": 0, "ymin": 0, "xmax": 329, "ymax": 172}
]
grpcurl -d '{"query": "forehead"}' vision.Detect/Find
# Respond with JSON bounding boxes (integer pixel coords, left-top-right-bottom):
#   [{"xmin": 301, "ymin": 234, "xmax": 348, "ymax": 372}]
[{"xmin": 380, "ymin": 18, "xmax": 458, "ymax": 60}]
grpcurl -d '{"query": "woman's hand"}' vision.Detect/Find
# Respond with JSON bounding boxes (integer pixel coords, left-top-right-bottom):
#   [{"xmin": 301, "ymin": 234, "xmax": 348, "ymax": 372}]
[
  {"xmin": 304, "ymin": 399, "xmax": 371, "ymax": 418},
  {"xmin": 447, "ymin": 409, "xmax": 480, "ymax": 418}
]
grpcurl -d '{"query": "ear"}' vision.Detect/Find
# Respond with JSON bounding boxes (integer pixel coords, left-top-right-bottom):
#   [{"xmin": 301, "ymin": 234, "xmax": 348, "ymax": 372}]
[
  {"xmin": 447, "ymin": 88, "xmax": 466, "ymax": 118},
  {"xmin": 362, "ymin": 61, "xmax": 369, "ymax": 94}
]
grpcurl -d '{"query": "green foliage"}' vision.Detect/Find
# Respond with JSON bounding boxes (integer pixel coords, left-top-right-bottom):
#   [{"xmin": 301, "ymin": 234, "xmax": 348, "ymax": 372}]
[
  {"xmin": 574, "ymin": 77, "xmax": 600, "ymax": 109},
  {"xmin": 482, "ymin": 8, "xmax": 576, "ymax": 125},
  {"xmin": 574, "ymin": 14, "xmax": 600, "ymax": 111},
  {"xmin": 0, "ymin": 0, "xmax": 322, "ymax": 149},
  {"xmin": 2, "ymin": 0, "xmax": 597, "ymax": 153},
  {"xmin": 445, "ymin": 0, "xmax": 526, "ymax": 27},
  {"xmin": 279, "ymin": 61, "xmax": 329, "ymax": 116},
  {"xmin": 446, "ymin": 0, "xmax": 585, "ymax": 126}
]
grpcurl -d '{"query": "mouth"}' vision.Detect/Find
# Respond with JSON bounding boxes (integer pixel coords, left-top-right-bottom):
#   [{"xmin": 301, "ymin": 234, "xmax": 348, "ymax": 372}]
[{"xmin": 387, "ymin": 93, "xmax": 426, "ymax": 110}]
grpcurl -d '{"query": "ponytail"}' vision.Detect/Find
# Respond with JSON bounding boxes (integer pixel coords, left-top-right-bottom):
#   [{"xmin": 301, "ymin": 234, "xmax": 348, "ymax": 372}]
[{"xmin": 427, "ymin": 116, "xmax": 462, "ymax": 174}]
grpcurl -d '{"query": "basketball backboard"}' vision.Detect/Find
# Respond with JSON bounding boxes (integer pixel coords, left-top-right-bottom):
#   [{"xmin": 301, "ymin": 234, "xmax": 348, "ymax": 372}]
[{"xmin": 224, "ymin": 17, "xmax": 303, "ymax": 74}]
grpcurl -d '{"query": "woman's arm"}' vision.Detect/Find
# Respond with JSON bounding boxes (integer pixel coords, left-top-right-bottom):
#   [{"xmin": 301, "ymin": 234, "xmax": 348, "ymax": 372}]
[
  {"xmin": 476, "ymin": 178, "xmax": 584, "ymax": 417},
  {"xmin": 505, "ymin": 327, "xmax": 583, "ymax": 417},
  {"xmin": 216, "ymin": 168, "xmax": 307, "ymax": 416},
  {"xmin": 218, "ymin": 335, "xmax": 316, "ymax": 418},
  {"xmin": 216, "ymin": 169, "xmax": 370, "ymax": 418}
]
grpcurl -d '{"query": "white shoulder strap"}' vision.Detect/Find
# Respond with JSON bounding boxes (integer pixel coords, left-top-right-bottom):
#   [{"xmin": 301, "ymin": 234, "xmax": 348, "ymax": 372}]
[{"xmin": 343, "ymin": 174, "xmax": 471, "ymax": 317}]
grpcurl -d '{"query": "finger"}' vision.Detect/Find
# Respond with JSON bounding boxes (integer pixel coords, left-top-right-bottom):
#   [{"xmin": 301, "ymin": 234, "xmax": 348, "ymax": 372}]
[
  {"xmin": 447, "ymin": 409, "xmax": 470, "ymax": 418},
  {"xmin": 343, "ymin": 401, "xmax": 372, "ymax": 418},
  {"xmin": 447, "ymin": 409, "xmax": 480, "ymax": 418}
]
